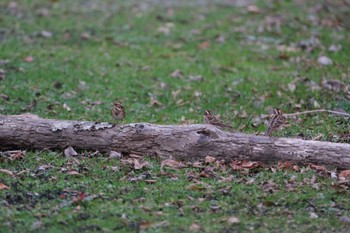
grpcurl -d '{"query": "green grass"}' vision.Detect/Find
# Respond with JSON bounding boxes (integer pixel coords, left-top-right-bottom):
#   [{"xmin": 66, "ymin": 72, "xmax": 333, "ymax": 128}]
[{"xmin": 1, "ymin": 0, "xmax": 350, "ymax": 232}]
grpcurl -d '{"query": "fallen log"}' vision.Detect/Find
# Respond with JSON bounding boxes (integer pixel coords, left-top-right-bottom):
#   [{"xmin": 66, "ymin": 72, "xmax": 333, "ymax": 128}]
[{"xmin": 0, "ymin": 114, "xmax": 349, "ymax": 168}]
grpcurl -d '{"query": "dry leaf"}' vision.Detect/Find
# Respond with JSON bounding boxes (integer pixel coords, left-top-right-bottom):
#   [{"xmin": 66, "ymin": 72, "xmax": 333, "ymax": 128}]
[
  {"xmin": 321, "ymin": 79, "xmax": 344, "ymax": 92},
  {"xmin": 108, "ymin": 151, "xmax": 122, "ymax": 159},
  {"xmin": 312, "ymin": 133, "xmax": 323, "ymax": 140},
  {"xmin": 63, "ymin": 103, "xmax": 71, "ymax": 111},
  {"xmin": 188, "ymin": 75, "xmax": 203, "ymax": 82},
  {"xmin": 0, "ymin": 69, "xmax": 6, "ymax": 80},
  {"xmin": 0, "ymin": 169, "xmax": 15, "ymax": 178},
  {"xmin": 189, "ymin": 223, "xmax": 202, "ymax": 232},
  {"xmin": 310, "ymin": 212, "xmax": 318, "ymax": 219},
  {"xmin": 139, "ymin": 221, "xmax": 153, "ymax": 230},
  {"xmin": 31, "ymin": 220, "xmax": 43, "ymax": 230},
  {"xmin": 239, "ymin": 110, "xmax": 248, "ymax": 118},
  {"xmin": 170, "ymin": 69, "xmax": 184, "ymax": 79},
  {"xmin": 205, "ymin": 156, "xmax": 216, "ymax": 164},
  {"xmin": 5, "ymin": 150, "xmax": 26, "ymax": 160},
  {"xmin": 240, "ymin": 160, "xmax": 260, "ymax": 169},
  {"xmin": 172, "ymin": 89, "xmax": 181, "ymax": 100},
  {"xmin": 317, "ymin": 56, "xmax": 332, "ymax": 65},
  {"xmin": 129, "ymin": 154, "xmax": 142, "ymax": 159},
  {"xmin": 339, "ymin": 170, "xmax": 350, "ymax": 178},
  {"xmin": 216, "ymin": 35, "xmax": 225, "ymax": 43},
  {"xmin": 277, "ymin": 161, "xmax": 299, "ymax": 171},
  {"xmin": 78, "ymin": 80, "xmax": 88, "ymax": 91},
  {"xmin": 247, "ymin": 5, "xmax": 260, "ymax": 13},
  {"xmin": 157, "ymin": 23, "xmax": 174, "ymax": 36},
  {"xmin": 309, "ymin": 164, "xmax": 328, "ymax": 173},
  {"xmin": 226, "ymin": 216, "xmax": 240, "ymax": 225},
  {"xmin": 0, "ymin": 94, "xmax": 9, "ymax": 101},
  {"xmin": 197, "ymin": 41, "xmax": 210, "ymax": 49},
  {"xmin": 133, "ymin": 159, "xmax": 150, "ymax": 170},
  {"xmin": 35, "ymin": 8, "xmax": 50, "ymax": 17},
  {"xmin": 64, "ymin": 146, "xmax": 78, "ymax": 157},
  {"xmin": 149, "ymin": 96, "xmax": 162, "ymax": 107},
  {"xmin": 287, "ymin": 83, "xmax": 296, "ymax": 92},
  {"xmin": 219, "ymin": 175, "xmax": 233, "ymax": 183},
  {"xmin": 339, "ymin": 216, "xmax": 350, "ymax": 223},
  {"xmin": 108, "ymin": 166, "xmax": 119, "ymax": 172},
  {"xmin": 186, "ymin": 184, "xmax": 205, "ymax": 191},
  {"xmin": 67, "ymin": 170, "xmax": 80, "ymax": 175},
  {"xmin": 81, "ymin": 32, "xmax": 91, "ymax": 40},
  {"xmin": 40, "ymin": 30, "xmax": 52, "ymax": 38},
  {"xmin": 262, "ymin": 180, "xmax": 279, "ymax": 193},
  {"xmin": 0, "ymin": 183, "xmax": 10, "ymax": 190},
  {"xmin": 328, "ymin": 44, "xmax": 341, "ymax": 52},
  {"xmin": 161, "ymin": 159, "xmax": 187, "ymax": 170},
  {"xmin": 24, "ymin": 56, "xmax": 34, "ymax": 62}
]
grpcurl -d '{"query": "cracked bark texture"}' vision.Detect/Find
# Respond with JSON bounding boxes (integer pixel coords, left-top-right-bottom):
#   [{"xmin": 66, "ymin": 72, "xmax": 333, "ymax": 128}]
[{"xmin": 1, "ymin": 114, "xmax": 350, "ymax": 168}]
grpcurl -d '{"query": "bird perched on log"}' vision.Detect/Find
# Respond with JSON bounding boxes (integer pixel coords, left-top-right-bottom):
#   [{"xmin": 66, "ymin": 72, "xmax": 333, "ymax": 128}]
[
  {"xmin": 265, "ymin": 108, "xmax": 286, "ymax": 136},
  {"xmin": 112, "ymin": 100, "xmax": 125, "ymax": 124},
  {"xmin": 204, "ymin": 109, "xmax": 233, "ymax": 129}
]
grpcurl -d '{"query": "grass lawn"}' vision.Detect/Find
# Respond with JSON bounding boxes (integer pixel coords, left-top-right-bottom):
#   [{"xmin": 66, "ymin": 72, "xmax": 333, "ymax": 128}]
[{"xmin": 1, "ymin": 0, "xmax": 350, "ymax": 232}]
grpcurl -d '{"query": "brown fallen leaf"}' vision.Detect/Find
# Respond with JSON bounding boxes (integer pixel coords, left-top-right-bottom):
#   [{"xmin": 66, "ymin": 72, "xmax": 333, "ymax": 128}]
[
  {"xmin": 0, "ymin": 169, "xmax": 15, "ymax": 178},
  {"xmin": 108, "ymin": 151, "xmax": 122, "ymax": 159},
  {"xmin": 186, "ymin": 183, "xmax": 205, "ymax": 191},
  {"xmin": 225, "ymin": 216, "xmax": 240, "ymax": 225},
  {"xmin": 161, "ymin": 159, "xmax": 187, "ymax": 170},
  {"xmin": 24, "ymin": 56, "xmax": 34, "ymax": 62},
  {"xmin": 321, "ymin": 79, "xmax": 344, "ymax": 92},
  {"xmin": 0, "ymin": 94, "xmax": 9, "ymax": 101},
  {"xmin": 0, "ymin": 183, "xmax": 10, "ymax": 190},
  {"xmin": 188, "ymin": 75, "xmax": 204, "ymax": 82},
  {"xmin": 134, "ymin": 159, "xmax": 151, "ymax": 170},
  {"xmin": 121, "ymin": 158, "xmax": 150, "ymax": 170},
  {"xmin": 5, "ymin": 150, "xmax": 26, "ymax": 160},
  {"xmin": 129, "ymin": 154, "xmax": 142, "ymax": 159},
  {"xmin": 240, "ymin": 160, "xmax": 261, "ymax": 169},
  {"xmin": 40, "ymin": 30, "xmax": 52, "ymax": 38},
  {"xmin": 67, "ymin": 170, "xmax": 80, "ymax": 175},
  {"xmin": 231, "ymin": 160, "xmax": 260, "ymax": 170},
  {"xmin": 339, "ymin": 216, "xmax": 350, "ymax": 223},
  {"xmin": 339, "ymin": 170, "xmax": 350, "ymax": 178},
  {"xmin": 197, "ymin": 41, "xmax": 210, "ymax": 49},
  {"xmin": 309, "ymin": 164, "xmax": 328, "ymax": 173},
  {"xmin": 64, "ymin": 146, "xmax": 78, "ymax": 157},
  {"xmin": 63, "ymin": 103, "xmax": 71, "ymax": 112},
  {"xmin": 170, "ymin": 69, "xmax": 184, "ymax": 79},
  {"xmin": 317, "ymin": 56, "xmax": 332, "ymax": 66},
  {"xmin": 262, "ymin": 180, "xmax": 279, "ymax": 193},
  {"xmin": 139, "ymin": 221, "xmax": 153, "ymax": 230},
  {"xmin": 0, "ymin": 68, "xmax": 6, "ymax": 80},
  {"xmin": 149, "ymin": 96, "xmax": 162, "ymax": 107},
  {"xmin": 81, "ymin": 32, "xmax": 91, "ymax": 40},
  {"xmin": 189, "ymin": 222, "xmax": 202, "ymax": 232},
  {"xmin": 247, "ymin": 5, "xmax": 260, "ymax": 13},
  {"xmin": 205, "ymin": 156, "xmax": 216, "ymax": 164},
  {"xmin": 219, "ymin": 175, "xmax": 233, "ymax": 183},
  {"xmin": 277, "ymin": 161, "xmax": 299, "ymax": 171}
]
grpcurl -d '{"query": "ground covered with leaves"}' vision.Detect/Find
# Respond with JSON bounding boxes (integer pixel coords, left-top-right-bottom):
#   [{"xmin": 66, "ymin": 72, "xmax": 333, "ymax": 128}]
[{"xmin": 1, "ymin": 0, "xmax": 350, "ymax": 232}]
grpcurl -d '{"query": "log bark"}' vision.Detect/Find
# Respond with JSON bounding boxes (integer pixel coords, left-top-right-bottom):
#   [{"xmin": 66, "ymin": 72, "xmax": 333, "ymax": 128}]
[{"xmin": 0, "ymin": 114, "xmax": 349, "ymax": 168}]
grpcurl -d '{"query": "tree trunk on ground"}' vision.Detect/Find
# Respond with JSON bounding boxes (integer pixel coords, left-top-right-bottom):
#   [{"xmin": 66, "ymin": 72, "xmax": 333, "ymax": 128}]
[{"xmin": 0, "ymin": 114, "xmax": 349, "ymax": 168}]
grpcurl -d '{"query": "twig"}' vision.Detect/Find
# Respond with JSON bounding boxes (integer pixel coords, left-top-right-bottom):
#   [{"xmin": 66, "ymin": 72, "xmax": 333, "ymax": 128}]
[{"xmin": 284, "ymin": 109, "xmax": 350, "ymax": 118}]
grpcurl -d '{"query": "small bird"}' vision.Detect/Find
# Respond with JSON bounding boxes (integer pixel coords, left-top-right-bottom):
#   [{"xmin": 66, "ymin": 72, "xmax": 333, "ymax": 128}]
[
  {"xmin": 112, "ymin": 101, "xmax": 125, "ymax": 124},
  {"xmin": 264, "ymin": 108, "xmax": 286, "ymax": 136},
  {"xmin": 204, "ymin": 110, "xmax": 233, "ymax": 129}
]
